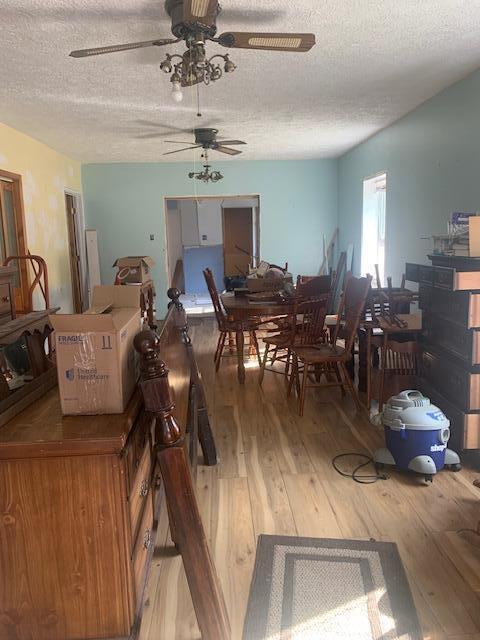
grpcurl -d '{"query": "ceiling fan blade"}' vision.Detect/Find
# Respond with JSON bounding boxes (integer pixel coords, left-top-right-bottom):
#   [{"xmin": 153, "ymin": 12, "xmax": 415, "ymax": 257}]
[
  {"xmin": 220, "ymin": 8, "xmax": 285, "ymax": 25},
  {"xmin": 183, "ymin": 0, "xmax": 219, "ymax": 25},
  {"xmin": 217, "ymin": 32, "xmax": 316, "ymax": 52},
  {"xmin": 163, "ymin": 140, "xmax": 196, "ymax": 144},
  {"xmin": 216, "ymin": 140, "xmax": 246, "ymax": 146},
  {"xmin": 70, "ymin": 38, "xmax": 178, "ymax": 58},
  {"xmin": 215, "ymin": 146, "xmax": 242, "ymax": 156},
  {"xmin": 135, "ymin": 133, "xmax": 166, "ymax": 139},
  {"xmin": 163, "ymin": 145, "xmax": 202, "ymax": 156}
]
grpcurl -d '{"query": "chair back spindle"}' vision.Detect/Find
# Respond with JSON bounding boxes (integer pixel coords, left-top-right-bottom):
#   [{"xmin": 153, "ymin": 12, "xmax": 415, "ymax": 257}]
[
  {"xmin": 203, "ymin": 268, "xmax": 227, "ymax": 331},
  {"xmin": 294, "ymin": 296, "xmax": 329, "ymax": 346},
  {"xmin": 333, "ymin": 273, "xmax": 373, "ymax": 352}
]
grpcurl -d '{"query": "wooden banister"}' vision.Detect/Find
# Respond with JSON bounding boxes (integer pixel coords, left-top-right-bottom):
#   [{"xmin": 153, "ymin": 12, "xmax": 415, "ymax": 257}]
[
  {"xmin": 171, "ymin": 258, "xmax": 185, "ymax": 293},
  {"xmin": 134, "ymin": 328, "xmax": 230, "ymax": 640}
]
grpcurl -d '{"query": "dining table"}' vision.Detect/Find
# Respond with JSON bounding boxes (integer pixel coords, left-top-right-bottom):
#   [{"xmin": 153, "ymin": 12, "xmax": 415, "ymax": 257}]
[{"xmin": 220, "ymin": 292, "xmax": 296, "ymax": 384}]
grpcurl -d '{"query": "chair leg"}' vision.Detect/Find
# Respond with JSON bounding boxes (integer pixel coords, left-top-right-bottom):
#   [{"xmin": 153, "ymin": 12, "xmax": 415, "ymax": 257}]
[
  {"xmin": 285, "ymin": 348, "xmax": 292, "ymax": 385},
  {"xmin": 340, "ymin": 361, "xmax": 362, "ymax": 410},
  {"xmin": 214, "ymin": 332, "xmax": 223, "ymax": 364},
  {"xmin": 258, "ymin": 342, "xmax": 269, "ymax": 386},
  {"xmin": 271, "ymin": 346, "xmax": 279, "ymax": 365},
  {"xmin": 334, "ymin": 363, "xmax": 346, "ymax": 396},
  {"xmin": 251, "ymin": 331, "xmax": 262, "ymax": 367},
  {"xmin": 215, "ymin": 332, "xmax": 226, "ymax": 372},
  {"xmin": 298, "ymin": 361, "xmax": 309, "ymax": 417},
  {"xmin": 287, "ymin": 354, "xmax": 298, "ymax": 397},
  {"xmin": 228, "ymin": 331, "xmax": 235, "ymax": 354}
]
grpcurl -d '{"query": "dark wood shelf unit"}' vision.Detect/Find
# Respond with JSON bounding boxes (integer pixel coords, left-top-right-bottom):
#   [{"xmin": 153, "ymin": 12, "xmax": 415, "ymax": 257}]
[{"xmin": 407, "ymin": 257, "xmax": 480, "ymax": 452}]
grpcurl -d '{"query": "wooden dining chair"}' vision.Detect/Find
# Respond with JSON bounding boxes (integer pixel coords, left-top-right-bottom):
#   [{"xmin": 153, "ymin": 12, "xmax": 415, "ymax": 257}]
[
  {"xmin": 377, "ymin": 339, "xmax": 422, "ymax": 409},
  {"xmin": 203, "ymin": 268, "xmax": 261, "ymax": 371},
  {"xmin": 259, "ymin": 294, "xmax": 329, "ymax": 386},
  {"xmin": 296, "ymin": 274, "xmax": 332, "ymax": 297},
  {"xmin": 288, "ymin": 274, "xmax": 372, "ymax": 416}
]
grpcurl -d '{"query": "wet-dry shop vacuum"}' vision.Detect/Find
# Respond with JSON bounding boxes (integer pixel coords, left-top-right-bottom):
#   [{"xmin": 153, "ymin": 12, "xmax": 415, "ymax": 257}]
[{"xmin": 374, "ymin": 390, "xmax": 461, "ymax": 483}]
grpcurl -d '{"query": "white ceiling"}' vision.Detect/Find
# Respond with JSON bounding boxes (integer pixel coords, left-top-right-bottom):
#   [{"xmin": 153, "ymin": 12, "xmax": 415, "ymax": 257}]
[{"xmin": 2, "ymin": 0, "xmax": 480, "ymax": 163}]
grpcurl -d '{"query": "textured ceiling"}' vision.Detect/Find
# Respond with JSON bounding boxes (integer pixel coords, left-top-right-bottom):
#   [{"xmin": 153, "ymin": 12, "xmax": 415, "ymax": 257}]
[{"xmin": 2, "ymin": 0, "xmax": 480, "ymax": 163}]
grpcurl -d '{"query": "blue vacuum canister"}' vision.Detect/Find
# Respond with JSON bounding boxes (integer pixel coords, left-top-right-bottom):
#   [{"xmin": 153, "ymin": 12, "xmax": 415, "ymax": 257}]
[{"xmin": 373, "ymin": 390, "xmax": 461, "ymax": 483}]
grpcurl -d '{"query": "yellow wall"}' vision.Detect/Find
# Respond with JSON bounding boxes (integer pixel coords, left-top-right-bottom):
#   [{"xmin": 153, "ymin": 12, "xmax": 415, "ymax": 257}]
[{"xmin": 0, "ymin": 122, "xmax": 82, "ymax": 313}]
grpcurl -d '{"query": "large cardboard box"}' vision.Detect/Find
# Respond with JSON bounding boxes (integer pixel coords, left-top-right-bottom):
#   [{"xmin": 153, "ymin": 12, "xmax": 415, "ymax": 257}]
[
  {"xmin": 50, "ymin": 286, "xmax": 141, "ymax": 416},
  {"xmin": 113, "ymin": 256, "xmax": 155, "ymax": 284}
]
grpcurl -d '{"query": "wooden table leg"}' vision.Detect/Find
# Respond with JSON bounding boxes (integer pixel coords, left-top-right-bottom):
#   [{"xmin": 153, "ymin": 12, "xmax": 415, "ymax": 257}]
[
  {"xmin": 236, "ymin": 323, "xmax": 245, "ymax": 384},
  {"xmin": 378, "ymin": 333, "xmax": 388, "ymax": 412},
  {"xmin": 366, "ymin": 327, "xmax": 372, "ymax": 411}
]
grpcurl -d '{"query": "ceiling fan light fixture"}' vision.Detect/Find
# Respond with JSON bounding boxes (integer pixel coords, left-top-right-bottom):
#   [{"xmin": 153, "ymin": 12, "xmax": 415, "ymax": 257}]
[
  {"xmin": 160, "ymin": 54, "xmax": 173, "ymax": 73},
  {"xmin": 223, "ymin": 55, "xmax": 236, "ymax": 73},
  {"xmin": 171, "ymin": 78, "xmax": 183, "ymax": 102}
]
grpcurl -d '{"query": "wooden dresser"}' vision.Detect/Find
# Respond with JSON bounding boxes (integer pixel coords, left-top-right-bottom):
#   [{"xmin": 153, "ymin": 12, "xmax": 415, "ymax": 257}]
[
  {"xmin": 0, "ymin": 288, "xmax": 217, "ymax": 640},
  {"xmin": 406, "ymin": 256, "xmax": 480, "ymax": 453},
  {"xmin": 0, "ymin": 389, "xmax": 161, "ymax": 640}
]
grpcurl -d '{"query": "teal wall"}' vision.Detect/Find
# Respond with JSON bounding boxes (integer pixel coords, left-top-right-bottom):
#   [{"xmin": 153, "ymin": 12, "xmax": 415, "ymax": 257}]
[
  {"xmin": 339, "ymin": 70, "xmax": 480, "ymax": 284},
  {"xmin": 82, "ymin": 160, "xmax": 338, "ymax": 311}
]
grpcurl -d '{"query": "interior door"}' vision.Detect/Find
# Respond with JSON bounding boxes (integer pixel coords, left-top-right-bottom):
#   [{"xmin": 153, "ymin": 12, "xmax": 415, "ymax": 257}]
[
  {"xmin": 0, "ymin": 176, "xmax": 29, "ymax": 312},
  {"xmin": 222, "ymin": 208, "xmax": 253, "ymax": 277},
  {"xmin": 65, "ymin": 193, "xmax": 83, "ymax": 312}
]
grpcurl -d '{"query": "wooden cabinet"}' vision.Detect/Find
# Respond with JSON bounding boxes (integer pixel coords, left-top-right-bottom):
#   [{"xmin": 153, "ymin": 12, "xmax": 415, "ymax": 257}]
[{"xmin": 0, "ymin": 389, "xmax": 158, "ymax": 640}]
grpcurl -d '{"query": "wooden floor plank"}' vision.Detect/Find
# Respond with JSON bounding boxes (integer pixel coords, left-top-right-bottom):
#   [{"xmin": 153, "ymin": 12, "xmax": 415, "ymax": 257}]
[
  {"xmin": 243, "ymin": 434, "xmax": 297, "ymax": 537},
  {"xmin": 211, "ymin": 404, "xmax": 247, "ymax": 479},
  {"xmin": 283, "ymin": 472, "xmax": 343, "ymax": 538},
  {"xmin": 213, "ymin": 478, "xmax": 256, "ymax": 640}
]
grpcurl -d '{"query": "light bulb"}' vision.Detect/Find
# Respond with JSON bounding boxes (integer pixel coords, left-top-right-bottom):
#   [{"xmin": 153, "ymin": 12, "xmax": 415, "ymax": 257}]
[
  {"xmin": 171, "ymin": 81, "xmax": 183, "ymax": 103},
  {"xmin": 224, "ymin": 56, "xmax": 236, "ymax": 73}
]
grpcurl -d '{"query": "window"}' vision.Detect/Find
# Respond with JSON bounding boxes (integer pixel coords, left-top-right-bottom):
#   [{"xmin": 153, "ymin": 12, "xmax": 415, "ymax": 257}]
[{"xmin": 361, "ymin": 172, "xmax": 386, "ymax": 286}]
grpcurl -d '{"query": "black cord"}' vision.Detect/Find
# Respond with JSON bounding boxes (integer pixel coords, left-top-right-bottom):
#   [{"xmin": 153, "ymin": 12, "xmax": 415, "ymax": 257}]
[{"xmin": 332, "ymin": 453, "xmax": 389, "ymax": 484}]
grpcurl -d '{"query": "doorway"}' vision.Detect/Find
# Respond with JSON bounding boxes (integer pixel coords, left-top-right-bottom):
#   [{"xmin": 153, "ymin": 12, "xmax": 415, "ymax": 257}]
[
  {"xmin": 64, "ymin": 192, "xmax": 87, "ymax": 313},
  {"xmin": 223, "ymin": 208, "xmax": 253, "ymax": 278},
  {"xmin": 0, "ymin": 171, "xmax": 30, "ymax": 313},
  {"xmin": 164, "ymin": 195, "xmax": 260, "ymax": 314}
]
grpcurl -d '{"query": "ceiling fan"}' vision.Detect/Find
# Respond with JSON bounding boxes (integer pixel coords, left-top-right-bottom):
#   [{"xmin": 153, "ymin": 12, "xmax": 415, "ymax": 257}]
[
  {"xmin": 163, "ymin": 127, "xmax": 246, "ymax": 156},
  {"xmin": 70, "ymin": 0, "xmax": 315, "ymax": 99}
]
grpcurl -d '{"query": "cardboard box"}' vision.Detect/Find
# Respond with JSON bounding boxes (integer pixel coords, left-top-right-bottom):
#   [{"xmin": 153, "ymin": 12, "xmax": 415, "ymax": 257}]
[
  {"xmin": 50, "ymin": 286, "xmax": 141, "ymax": 416},
  {"xmin": 113, "ymin": 256, "xmax": 155, "ymax": 284},
  {"xmin": 469, "ymin": 218, "xmax": 480, "ymax": 257}
]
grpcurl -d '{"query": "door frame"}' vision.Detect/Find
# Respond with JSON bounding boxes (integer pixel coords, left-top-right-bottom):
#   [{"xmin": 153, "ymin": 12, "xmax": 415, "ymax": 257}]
[
  {"xmin": 64, "ymin": 189, "xmax": 88, "ymax": 312},
  {"xmin": 163, "ymin": 194, "xmax": 261, "ymax": 287},
  {"xmin": 0, "ymin": 169, "xmax": 30, "ymax": 312}
]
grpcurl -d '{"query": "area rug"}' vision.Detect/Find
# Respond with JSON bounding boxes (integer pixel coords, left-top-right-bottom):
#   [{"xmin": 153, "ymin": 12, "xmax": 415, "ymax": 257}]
[{"xmin": 243, "ymin": 535, "xmax": 422, "ymax": 640}]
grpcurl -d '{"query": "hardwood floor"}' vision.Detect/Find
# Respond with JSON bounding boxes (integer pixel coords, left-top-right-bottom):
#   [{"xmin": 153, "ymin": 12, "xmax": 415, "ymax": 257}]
[{"xmin": 138, "ymin": 318, "xmax": 480, "ymax": 640}]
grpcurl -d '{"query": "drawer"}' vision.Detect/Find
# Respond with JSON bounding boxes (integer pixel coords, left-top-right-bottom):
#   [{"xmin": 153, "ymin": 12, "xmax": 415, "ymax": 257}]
[
  {"xmin": 419, "ymin": 284, "xmax": 480, "ymax": 328},
  {"xmin": 419, "ymin": 377, "xmax": 480, "ymax": 450},
  {"xmin": 132, "ymin": 488, "xmax": 154, "ymax": 603},
  {"xmin": 124, "ymin": 413, "xmax": 150, "ymax": 496},
  {"xmin": 421, "ymin": 348, "xmax": 480, "ymax": 411},
  {"xmin": 0, "ymin": 283, "xmax": 12, "ymax": 318},
  {"xmin": 406, "ymin": 263, "xmax": 480, "ymax": 291},
  {"xmin": 129, "ymin": 439, "xmax": 152, "ymax": 541},
  {"xmin": 422, "ymin": 313, "xmax": 480, "ymax": 365},
  {"xmin": 406, "ymin": 263, "xmax": 434, "ymax": 285}
]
